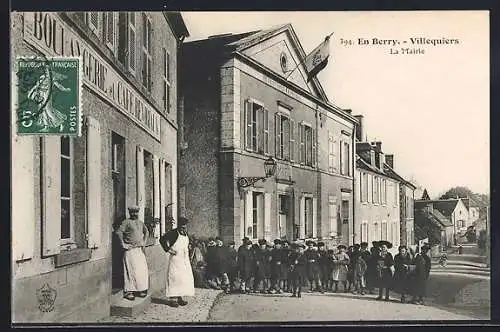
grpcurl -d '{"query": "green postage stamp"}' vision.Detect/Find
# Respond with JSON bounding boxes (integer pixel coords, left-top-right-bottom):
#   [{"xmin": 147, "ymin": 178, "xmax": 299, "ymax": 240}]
[{"xmin": 14, "ymin": 56, "xmax": 82, "ymax": 136}]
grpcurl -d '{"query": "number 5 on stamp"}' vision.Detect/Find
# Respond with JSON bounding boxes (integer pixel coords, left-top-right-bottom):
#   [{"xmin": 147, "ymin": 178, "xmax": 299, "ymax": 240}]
[{"xmin": 15, "ymin": 56, "xmax": 82, "ymax": 136}]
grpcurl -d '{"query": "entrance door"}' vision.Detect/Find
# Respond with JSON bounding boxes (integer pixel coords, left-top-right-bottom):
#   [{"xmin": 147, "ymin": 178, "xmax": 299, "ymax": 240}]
[{"xmin": 111, "ymin": 133, "xmax": 126, "ymax": 293}]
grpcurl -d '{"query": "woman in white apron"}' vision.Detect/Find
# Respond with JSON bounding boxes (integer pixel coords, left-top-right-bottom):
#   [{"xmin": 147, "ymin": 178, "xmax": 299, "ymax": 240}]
[{"xmin": 160, "ymin": 217, "xmax": 195, "ymax": 307}]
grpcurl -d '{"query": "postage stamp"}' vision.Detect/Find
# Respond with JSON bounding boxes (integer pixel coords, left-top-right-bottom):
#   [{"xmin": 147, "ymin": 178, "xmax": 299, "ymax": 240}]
[{"xmin": 14, "ymin": 56, "xmax": 82, "ymax": 136}]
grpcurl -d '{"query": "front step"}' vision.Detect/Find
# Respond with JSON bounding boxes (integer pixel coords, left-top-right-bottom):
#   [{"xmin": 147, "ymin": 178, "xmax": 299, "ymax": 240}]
[{"xmin": 110, "ymin": 292, "xmax": 152, "ymax": 317}]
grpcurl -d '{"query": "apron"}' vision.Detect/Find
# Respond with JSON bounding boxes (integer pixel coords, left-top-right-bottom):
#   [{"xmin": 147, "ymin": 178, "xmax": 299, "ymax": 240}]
[
  {"xmin": 165, "ymin": 233, "xmax": 195, "ymax": 297},
  {"xmin": 123, "ymin": 247, "xmax": 149, "ymax": 292}
]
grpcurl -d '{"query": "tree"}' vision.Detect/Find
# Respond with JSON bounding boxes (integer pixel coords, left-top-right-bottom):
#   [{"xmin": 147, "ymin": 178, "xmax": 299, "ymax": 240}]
[
  {"xmin": 421, "ymin": 189, "xmax": 431, "ymax": 200},
  {"xmin": 439, "ymin": 186, "xmax": 474, "ymax": 200}
]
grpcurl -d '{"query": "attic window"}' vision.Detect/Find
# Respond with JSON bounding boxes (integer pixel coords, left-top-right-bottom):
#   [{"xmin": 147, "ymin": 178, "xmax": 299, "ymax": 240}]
[{"xmin": 280, "ymin": 52, "xmax": 288, "ymax": 73}]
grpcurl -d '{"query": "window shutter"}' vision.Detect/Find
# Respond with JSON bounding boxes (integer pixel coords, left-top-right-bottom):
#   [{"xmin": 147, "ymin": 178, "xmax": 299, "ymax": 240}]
[
  {"xmin": 12, "ymin": 136, "xmax": 35, "ymax": 261},
  {"xmin": 153, "ymin": 155, "xmax": 160, "ymax": 238},
  {"xmin": 263, "ymin": 108, "xmax": 269, "ymax": 154},
  {"xmin": 283, "ymin": 118, "xmax": 290, "ymax": 161},
  {"xmin": 159, "ymin": 159, "xmax": 166, "ymax": 235},
  {"xmin": 312, "ymin": 128, "xmax": 317, "ymax": 167},
  {"xmin": 264, "ymin": 193, "xmax": 272, "ymax": 240},
  {"xmin": 312, "ymin": 197, "xmax": 317, "ymax": 238},
  {"xmin": 299, "ymin": 123, "xmax": 304, "ymax": 164},
  {"xmin": 290, "ymin": 119, "xmax": 295, "ymax": 161},
  {"xmin": 299, "ymin": 197, "xmax": 305, "ymax": 239},
  {"xmin": 257, "ymin": 106, "xmax": 264, "ymax": 153},
  {"xmin": 136, "ymin": 146, "xmax": 145, "ymax": 221},
  {"xmin": 275, "ymin": 113, "xmax": 281, "ymax": 159},
  {"xmin": 128, "ymin": 13, "xmax": 136, "ymax": 72},
  {"xmin": 42, "ymin": 137, "xmax": 61, "ymax": 256},
  {"xmin": 245, "ymin": 191, "xmax": 253, "ymax": 238},
  {"xmin": 348, "ymin": 141, "xmax": 352, "ymax": 176},
  {"xmin": 118, "ymin": 12, "xmax": 128, "ymax": 63},
  {"xmin": 245, "ymin": 100, "xmax": 252, "ymax": 150},
  {"xmin": 87, "ymin": 116, "xmax": 102, "ymax": 249},
  {"xmin": 329, "ymin": 198, "xmax": 338, "ymax": 236}
]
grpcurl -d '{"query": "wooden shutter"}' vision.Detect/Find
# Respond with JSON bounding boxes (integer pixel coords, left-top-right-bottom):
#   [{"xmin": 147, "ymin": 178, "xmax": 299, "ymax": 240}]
[
  {"xmin": 329, "ymin": 196, "xmax": 337, "ymax": 236},
  {"xmin": 245, "ymin": 100, "xmax": 252, "ymax": 150},
  {"xmin": 264, "ymin": 193, "xmax": 272, "ymax": 240},
  {"xmin": 290, "ymin": 119, "xmax": 295, "ymax": 162},
  {"xmin": 299, "ymin": 123, "xmax": 304, "ymax": 164},
  {"xmin": 263, "ymin": 108, "xmax": 269, "ymax": 154},
  {"xmin": 312, "ymin": 128, "xmax": 317, "ymax": 167},
  {"xmin": 312, "ymin": 197, "xmax": 317, "ymax": 238},
  {"xmin": 245, "ymin": 191, "xmax": 253, "ymax": 238},
  {"xmin": 275, "ymin": 113, "xmax": 281, "ymax": 159},
  {"xmin": 136, "ymin": 146, "xmax": 145, "ymax": 221},
  {"xmin": 283, "ymin": 117, "xmax": 290, "ymax": 161},
  {"xmin": 159, "ymin": 159, "xmax": 166, "ymax": 235},
  {"xmin": 12, "ymin": 136, "xmax": 35, "ymax": 261},
  {"xmin": 257, "ymin": 106, "xmax": 264, "ymax": 153},
  {"xmin": 87, "ymin": 117, "xmax": 102, "ymax": 249},
  {"xmin": 153, "ymin": 155, "xmax": 160, "ymax": 238},
  {"xmin": 42, "ymin": 137, "xmax": 61, "ymax": 256},
  {"xmin": 128, "ymin": 12, "xmax": 136, "ymax": 72},
  {"xmin": 118, "ymin": 12, "xmax": 128, "ymax": 64},
  {"xmin": 299, "ymin": 197, "xmax": 305, "ymax": 239}
]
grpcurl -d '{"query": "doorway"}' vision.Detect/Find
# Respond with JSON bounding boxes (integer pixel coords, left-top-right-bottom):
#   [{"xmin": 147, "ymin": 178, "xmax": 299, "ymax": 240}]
[
  {"xmin": 278, "ymin": 195, "xmax": 290, "ymax": 239},
  {"xmin": 111, "ymin": 133, "xmax": 126, "ymax": 293}
]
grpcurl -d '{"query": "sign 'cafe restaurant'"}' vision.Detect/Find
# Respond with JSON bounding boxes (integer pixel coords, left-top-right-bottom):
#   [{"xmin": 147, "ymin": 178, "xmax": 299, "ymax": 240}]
[{"xmin": 12, "ymin": 11, "xmax": 183, "ymax": 322}]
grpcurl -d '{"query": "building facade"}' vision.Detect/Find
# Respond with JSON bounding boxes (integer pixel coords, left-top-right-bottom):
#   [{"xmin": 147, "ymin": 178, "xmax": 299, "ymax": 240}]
[
  {"xmin": 354, "ymin": 141, "xmax": 401, "ymax": 253},
  {"xmin": 415, "ymin": 201, "xmax": 454, "ymax": 248},
  {"xmin": 11, "ymin": 12, "xmax": 188, "ymax": 322},
  {"xmin": 179, "ymin": 24, "xmax": 357, "ymax": 246}
]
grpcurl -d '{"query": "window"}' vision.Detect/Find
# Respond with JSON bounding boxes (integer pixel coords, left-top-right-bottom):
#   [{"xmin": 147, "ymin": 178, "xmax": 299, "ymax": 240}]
[
  {"xmin": 373, "ymin": 222, "xmax": 381, "ymax": 241},
  {"xmin": 328, "ymin": 132, "xmax": 337, "ymax": 173},
  {"xmin": 128, "ymin": 13, "xmax": 137, "ymax": 73},
  {"xmin": 252, "ymin": 193, "xmax": 258, "ymax": 239},
  {"xmin": 329, "ymin": 196, "xmax": 338, "ymax": 236},
  {"xmin": 143, "ymin": 150, "xmax": 154, "ymax": 227},
  {"xmin": 275, "ymin": 113, "xmax": 291, "ymax": 160},
  {"xmin": 341, "ymin": 199, "xmax": 349, "ymax": 225},
  {"xmin": 381, "ymin": 179, "xmax": 387, "ymax": 204},
  {"xmin": 299, "ymin": 123, "xmax": 315, "ymax": 166},
  {"xmin": 360, "ymin": 172, "xmax": 369, "ymax": 202},
  {"xmin": 361, "ymin": 222, "xmax": 368, "ymax": 242},
  {"xmin": 372, "ymin": 176, "xmax": 379, "ymax": 204},
  {"xmin": 142, "ymin": 13, "xmax": 153, "ymax": 92},
  {"xmin": 60, "ymin": 137, "xmax": 73, "ymax": 244},
  {"xmin": 394, "ymin": 183, "xmax": 398, "ymax": 206},
  {"xmin": 162, "ymin": 48, "xmax": 171, "ymax": 113},
  {"xmin": 86, "ymin": 12, "xmax": 100, "ymax": 35},
  {"xmin": 245, "ymin": 100, "xmax": 268, "ymax": 154},
  {"xmin": 103, "ymin": 12, "xmax": 116, "ymax": 51},
  {"xmin": 250, "ymin": 192, "xmax": 264, "ymax": 239}
]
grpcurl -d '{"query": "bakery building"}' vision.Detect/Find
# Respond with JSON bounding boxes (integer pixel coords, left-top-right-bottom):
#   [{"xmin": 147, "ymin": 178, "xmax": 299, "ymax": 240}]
[
  {"xmin": 179, "ymin": 24, "xmax": 357, "ymax": 246},
  {"xmin": 11, "ymin": 11, "xmax": 188, "ymax": 322}
]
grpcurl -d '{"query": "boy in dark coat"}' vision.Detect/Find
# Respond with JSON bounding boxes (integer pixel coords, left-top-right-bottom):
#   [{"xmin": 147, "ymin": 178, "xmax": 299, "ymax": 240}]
[
  {"xmin": 270, "ymin": 239, "xmax": 287, "ymax": 293},
  {"xmin": 281, "ymin": 240, "xmax": 292, "ymax": 292},
  {"xmin": 393, "ymin": 245, "xmax": 413, "ymax": 303},
  {"xmin": 215, "ymin": 237, "xmax": 230, "ymax": 293},
  {"xmin": 238, "ymin": 239, "xmax": 254, "ymax": 293},
  {"xmin": 205, "ymin": 238, "xmax": 220, "ymax": 289},
  {"xmin": 254, "ymin": 239, "xmax": 271, "ymax": 293},
  {"xmin": 289, "ymin": 242, "xmax": 307, "ymax": 298},
  {"xmin": 226, "ymin": 240, "xmax": 238, "ymax": 293},
  {"xmin": 318, "ymin": 242, "xmax": 329, "ymax": 293},
  {"xmin": 352, "ymin": 245, "xmax": 368, "ymax": 295},
  {"xmin": 305, "ymin": 241, "xmax": 322, "ymax": 292}
]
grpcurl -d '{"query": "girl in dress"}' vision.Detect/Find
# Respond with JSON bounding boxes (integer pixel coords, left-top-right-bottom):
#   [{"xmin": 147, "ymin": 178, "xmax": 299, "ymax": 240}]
[{"xmin": 331, "ymin": 245, "xmax": 350, "ymax": 292}]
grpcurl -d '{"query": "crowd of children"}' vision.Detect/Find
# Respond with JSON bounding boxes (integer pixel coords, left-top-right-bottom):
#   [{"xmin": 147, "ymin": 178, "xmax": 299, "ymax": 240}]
[{"xmin": 189, "ymin": 237, "xmax": 432, "ymax": 304}]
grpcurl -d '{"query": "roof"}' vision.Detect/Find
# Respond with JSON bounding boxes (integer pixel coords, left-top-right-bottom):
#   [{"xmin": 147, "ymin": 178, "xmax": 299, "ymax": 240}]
[
  {"xmin": 356, "ymin": 155, "xmax": 385, "ymax": 177},
  {"xmin": 415, "ymin": 207, "xmax": 453, "ymax": 229},
  {"xmin": 415, "ymin": 199, "xmax": 459, "ymax": 217},
  {"xmin": 383, "ymin": 163, "xmax": 417, "ymax": 189},
  {"xmin": 183, "ymin": 23, "xmax": 332, "ymax": 104},
  {"xmin": 164, "ymin": 12, "xmax": 190, "ymax": 38}
]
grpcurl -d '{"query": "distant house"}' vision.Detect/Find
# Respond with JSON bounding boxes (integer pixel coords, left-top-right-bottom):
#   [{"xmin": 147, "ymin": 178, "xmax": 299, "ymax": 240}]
[
  {"xmin": 414, "ymin": 201, "xmax": 454, "ymax": 248},
  {"xmin": 414, "ymin": 198, "xmax": 469, "ymax": 245}
]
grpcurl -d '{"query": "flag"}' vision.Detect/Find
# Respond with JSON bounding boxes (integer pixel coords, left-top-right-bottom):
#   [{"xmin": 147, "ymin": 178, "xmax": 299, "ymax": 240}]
[{"xmin": 305, "ymin": 34, "xmax": 332, "ymax": 82}]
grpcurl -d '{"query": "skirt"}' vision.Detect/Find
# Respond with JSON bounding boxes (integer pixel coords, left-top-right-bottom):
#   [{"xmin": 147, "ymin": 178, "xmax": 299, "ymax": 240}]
[
  {"xmin": 123, "ymin": 247, "xmax": 149, "ymax": 292},
  {"xmin": 332, "ymin": 264, "xmax": 348, "ymax": 282}
]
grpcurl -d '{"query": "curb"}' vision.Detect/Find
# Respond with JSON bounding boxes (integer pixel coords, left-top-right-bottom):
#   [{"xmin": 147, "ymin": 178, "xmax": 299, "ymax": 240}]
[{"xmin": 205, "ymin": 290, "xmax": 227, "ymax": 322}]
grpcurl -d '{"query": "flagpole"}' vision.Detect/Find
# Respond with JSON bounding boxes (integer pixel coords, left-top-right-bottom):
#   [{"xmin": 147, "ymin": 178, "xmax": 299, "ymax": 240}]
[{"xmin": 284, "ymin": 32, "xmax": 334, "ymax": 80}]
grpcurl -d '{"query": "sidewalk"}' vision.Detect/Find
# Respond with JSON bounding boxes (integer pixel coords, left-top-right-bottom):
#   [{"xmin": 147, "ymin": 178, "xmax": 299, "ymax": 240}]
[{"xmin": 99, "ymin": 288, "xmax": 223, "ymax": 323}]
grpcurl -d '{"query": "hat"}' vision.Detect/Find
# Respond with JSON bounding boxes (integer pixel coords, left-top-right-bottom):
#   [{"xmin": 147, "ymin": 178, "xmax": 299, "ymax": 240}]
[
  {"xmin": 274, "ymin": 239, "xmax": 282, "ymax": 245},
  {"xmin": 242, "ymin": 237, "xmax": 249, "ymax": 242},
  {"xmin": 353, "ymin": 244, "xmax": 361, "ymax": 249},
  {"xmin": 245, "ymin": 239, "xmax": 253, "ymax": 245},
  {"xmin": 327, "ymin": 249, "xmax": 335, "ymax": 254},
  {"xmin": 360, "ymin": 242, "xmax": 369, "ymax": 247},
  {"xmin": 421, "ymin": 244, "xmax": 431, "ymax": 252},
  {"xmin": 378, "ymin": 240, "xmax": 393, "ymax": 249},
  {"xmin": 398, "ymin": 245, "xmax": 407, "ymax": 250},
  {"xmin": 317, "ymin": 242, "xmax": 325, "ymax": 247},
  {"xmin": 337, "ymin": 245, "xmax": 347, "ymax": 250},
  {"xmin": 228, "ymin": 240, "xmax": 235, "ymax": 245},
  {"xmin": 306, "ymin": 240, "xmax": 315, "ymax": 246},
  {"xmin": 178, "ymin": 217, "xmax": 189, "ymax": 226},
  {"xmin": 215, "ymin": 236, "xmax": 222, "ymax": 241},
  {"xmin": 128, "ymin": 205, "xmax": 140, "ymax": 212},
  {"xmin": 258, "ymin": 239, "xmax": 267, "ymax": 246},
  {"xmin": 372, "ymin": 241, "xmax": 380, "ymax": 247}
]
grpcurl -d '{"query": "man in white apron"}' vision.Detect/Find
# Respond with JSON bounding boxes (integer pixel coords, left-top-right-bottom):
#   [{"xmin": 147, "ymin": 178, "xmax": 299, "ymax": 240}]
[
  {"xmin": 160, "ymin": 217, "xmax": 195, "ymax": 307},
  {"xmin": 115, "ymin": 206, "xmax": 150, "ymax": 301}
]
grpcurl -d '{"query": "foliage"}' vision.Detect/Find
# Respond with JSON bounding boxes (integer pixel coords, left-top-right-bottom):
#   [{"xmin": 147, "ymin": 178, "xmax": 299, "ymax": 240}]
[
  {"xmin": 439, "ymin": 186, "xmax": 489, "ymax": 207},
  {"xmin": 478, "ymin": 230, "xmax": 487, "ymax": 250}
]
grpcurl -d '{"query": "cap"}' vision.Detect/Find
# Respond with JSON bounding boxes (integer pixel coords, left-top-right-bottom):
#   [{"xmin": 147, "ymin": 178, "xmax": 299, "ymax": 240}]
[
  {"xmin": 228, "ymin": 240, "xmax": 235, "ymax": 245},
  {"xmin": 306, "ymin": 240, "xmax": 313, "ymax": 246},
  {"xmin": 399, "ymin": 245, "xmax": 408, "ymax": 250},
  {"xmin": 353, "ymin": 244, "xmax": 360, "ymax": 249},
  {"xmin": 360, "ymin": 242, "xmax": 369, "ymax": 247},
  {"xmin": 242, "ymin": 237, "xmax": 249, "ymax": 241},
  {"xmin": 258, "ymin": 239, "xmax": 267, "ymax": 246},
  {"xmin": 274, "ymin": 239, "xmax": 282, "ymax": 245},
  {"xmin": 282, "ymin": 240, "xmax": 290, "ymax": 245},
  {"xmin": 128, "ymin": 205, "xmax": 140, "ymax": 212},
  {"xmin": 317, "ymin": 242, "xmax": 325, "ymax": 247},
  {"xmin": 337, "ymin": 245, "xmax": 347, "ymax": 250},
  {"xmin": 178, "ymin": 217, "xmax": 189, "ymax": 226}
]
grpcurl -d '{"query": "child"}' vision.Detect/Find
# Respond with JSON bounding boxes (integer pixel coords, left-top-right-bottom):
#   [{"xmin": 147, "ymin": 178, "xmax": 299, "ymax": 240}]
[
  {"xmin": 226, "ymin": 240, "xmax": 238, "ymax": 293},
  {"xmin": 281, "ymin": 240, "xmax": 291, "ymax": 292},
  {"xmin": 352, "ymin": 246, "xmax": 368, "ymax": 295},
  {"xmin": 332, "ymin": 245, "xmax": 350, "ymax": 292},
  {"xmin": 238, "ymin": 239, "xmax": 254, "ymax": 293},
  {"xmin": 325, "ymin": 249, "xmax": 337, "ymax": 291},
  {"xmin": 254, "ymin": 239, "xmax": 270, "ymax": 293},
  {"xmin": 205, "ymin": 238, "xmax": 221, "ymax": 289},
  {"xmin": 318, "ymin": 242, "xmax": 329, "ymax": 293},
  {"xmin": 271, "ymin": 239, "xmax": 287, "ymax": 294},
  {"xmin": 305, "ymin": 241, "xmax": 322, "ymax": 293},
  {"xmin": 288, "ymin": 242, "xmax": 307, "ymax": 298}
]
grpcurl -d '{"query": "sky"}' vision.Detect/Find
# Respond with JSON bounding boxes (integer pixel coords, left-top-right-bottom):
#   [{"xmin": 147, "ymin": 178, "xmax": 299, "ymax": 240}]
[{"xmin": 182, "ymin": 11, "xmax": 490, "ymax": 197}]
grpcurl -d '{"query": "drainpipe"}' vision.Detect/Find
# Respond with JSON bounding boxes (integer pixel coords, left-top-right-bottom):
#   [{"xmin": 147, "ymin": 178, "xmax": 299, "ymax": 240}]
[{"xmin": 352, "ymin": 126, "xmax": 356, "ymax": 246}]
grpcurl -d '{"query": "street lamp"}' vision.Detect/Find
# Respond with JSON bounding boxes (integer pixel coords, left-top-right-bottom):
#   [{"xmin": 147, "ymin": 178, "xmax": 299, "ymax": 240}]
[{"xmin": 237, "ymin": 157, "xmax": 277, "ymax": 190}]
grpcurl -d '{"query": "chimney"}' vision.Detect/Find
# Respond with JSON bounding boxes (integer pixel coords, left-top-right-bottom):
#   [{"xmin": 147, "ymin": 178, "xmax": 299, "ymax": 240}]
[
  {"xmin": 354, "ymin": 115, "xmax": 364, "ymax": 141},
  {"xmin": 371, "ymin": 141, "xmax": 382, "ymax": 152},
  {"xmin": 385, "ymin": 154, "xmax": 394, "ymax": 169}
]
